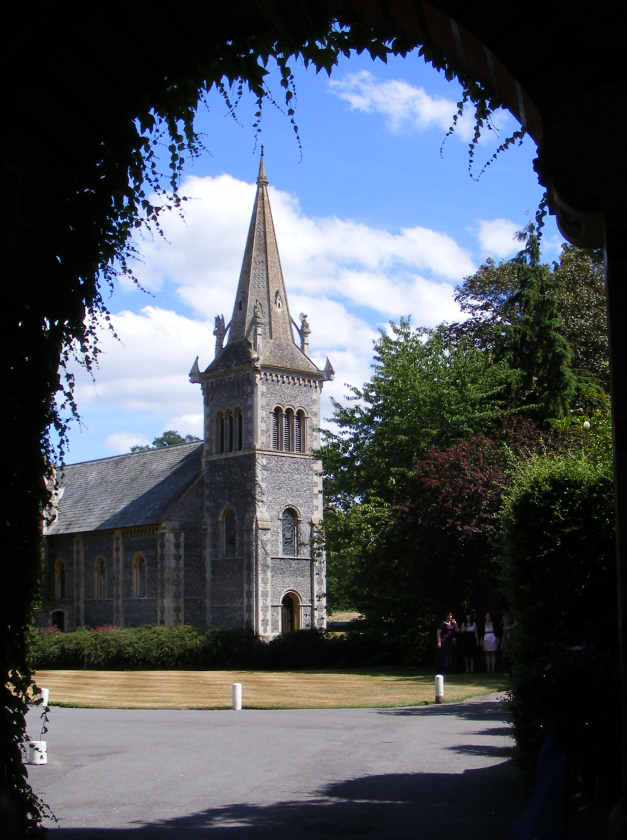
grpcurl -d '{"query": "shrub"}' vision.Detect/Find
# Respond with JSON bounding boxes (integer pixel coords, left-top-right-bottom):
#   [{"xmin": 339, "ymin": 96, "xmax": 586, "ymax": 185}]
[{"xmin": 499, "ymin": 451, "xmax": 620, "ymax": 799}]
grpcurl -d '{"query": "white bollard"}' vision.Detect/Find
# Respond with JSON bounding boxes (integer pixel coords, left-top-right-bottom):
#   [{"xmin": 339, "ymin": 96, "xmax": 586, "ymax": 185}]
[
  {"xmin": 232, "ymin": 682, "xmax": 242, "ymax": 711},
  {"xmin": 26, "ymin": 740, "xmax": 47, "ymax": 765},
  {"xmin": 435, "ymin": 674, "xmax": 445, "ymax": 704},
  {"xmin": 39, "ymin": 688, "xmax": 49, "ymax": 707}
]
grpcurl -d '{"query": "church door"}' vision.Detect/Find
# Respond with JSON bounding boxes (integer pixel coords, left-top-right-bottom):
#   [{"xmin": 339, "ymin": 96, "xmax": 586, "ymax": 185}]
[{"xmin": 281, "ymin": 593, "xmax": 300, "ymax": 633}]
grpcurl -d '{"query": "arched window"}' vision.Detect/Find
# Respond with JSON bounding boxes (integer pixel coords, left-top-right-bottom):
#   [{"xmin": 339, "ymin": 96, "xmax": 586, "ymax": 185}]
[
  {"xmin": 282, "ymin": 508, "xmax": 298, "ymax": 556},
  {"xmin": 284, "ymin": 409, "xmax": 294, "ymax": 451},
  {"xmin": 281, "ymin": 592, "xmax": 301, "ymax": 633},
  {"xmin": 295, "ymin": 410, "xmax": 306, "ymax": 453},
  {"xmin": 216, "ymin": 412, "xmax": 225, "ymax": 453},
  {"xmin": 54, "ymin": 558, "xmax": 65, "ymax": 599},
  {"xmin": 235, "ymin": 409, "xmax": 243, "ymax": 450},
  {"xmin": 94, "ymin": 556, "xmax": 106, "ymax": 599},
  {"xmin": 133, "ymin": 554, "xmax": 146, "ymax": 598},
  {"xmin": 226, "ymin": 411, "xmax": 234, "ymax": 452},
  {"xmin": 272, "ymin": 408, "xmax": 282, "ymax": 450},
  {"xmin": 224, "ymin": 509, "xmax": 236, "ymax": 557}
]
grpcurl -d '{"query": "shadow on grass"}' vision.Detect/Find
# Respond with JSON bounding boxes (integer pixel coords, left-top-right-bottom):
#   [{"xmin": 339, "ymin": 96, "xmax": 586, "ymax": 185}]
[{"xmin": 46, "ymin": 762, "xmax": 521, "ymax": 839}]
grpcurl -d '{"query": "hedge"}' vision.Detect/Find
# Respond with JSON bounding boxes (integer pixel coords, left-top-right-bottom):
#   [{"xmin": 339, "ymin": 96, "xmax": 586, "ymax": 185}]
[
  {"xmin": 28, "ymin": 623, "xmax": 435, "ymax": 671},
  {"xmin": 499, "ymin": 451, "xmax": 620, "ymax": 803}
]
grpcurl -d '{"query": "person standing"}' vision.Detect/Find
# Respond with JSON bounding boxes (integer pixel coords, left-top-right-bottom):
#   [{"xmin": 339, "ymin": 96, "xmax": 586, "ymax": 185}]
[
  {"xmin": 436, "ymin": 611, "xmax": 458, "ymax": 674},
  {"xmin": 481, "ymin": 611, "xmax": 499, "ymax": 673},
  {"xmin": 460, "ymin": 613, "xmax": 479, "ymax": 673}
]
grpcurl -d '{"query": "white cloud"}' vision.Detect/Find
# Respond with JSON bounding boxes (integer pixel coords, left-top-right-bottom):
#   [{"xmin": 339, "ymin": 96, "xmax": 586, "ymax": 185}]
[
  {"xmin": 328, "ymin": 71, "xmax": 510, "ymax": 144},
  {"xmin": 72, "ymin": 173, "xmax": 473, "ymax": 456},
  {"xmin": 477, "ymin": 218, "xmax": 521, "ymax": 258},
  {"xmin": 105, "ymin": 432, "xmax": 150, "ymax": 454},
  {"xmin": 74, "ymin": 307, "xmax": 211, "ymax": 416},
  {"xmin": 131, "ymin": 174, "xmax": 474, "ymax": 323}
]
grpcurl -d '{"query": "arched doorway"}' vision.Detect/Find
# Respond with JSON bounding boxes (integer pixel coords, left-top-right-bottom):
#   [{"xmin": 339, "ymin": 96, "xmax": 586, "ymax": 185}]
[{"xmin": 281, "ymin": 592, "xmax": 301, "ymax": 634}]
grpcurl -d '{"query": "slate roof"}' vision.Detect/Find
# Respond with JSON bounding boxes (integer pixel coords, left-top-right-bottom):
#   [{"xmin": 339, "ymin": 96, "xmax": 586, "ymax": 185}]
[{"xmin": 46, "ymin": 442, "xmax": 203, "ymax": 535}]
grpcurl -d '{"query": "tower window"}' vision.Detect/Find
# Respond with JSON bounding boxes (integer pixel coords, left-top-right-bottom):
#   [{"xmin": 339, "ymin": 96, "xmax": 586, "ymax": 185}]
[
  {"xmin": 272, "ymin": 408, "xmax": 283, "ymax": 450},
  {"xmin": 224, "ymin": 509, "xmax": 236, "ymax": 557},
  {"xmin": 216, "ymin": 412, "xmax": 225, "ymax": 453},
  {"xmin": 235, "ymin": 409, "xmax": 243, "ymax": 450},
  {"xmin": 284, "ymin": 409, "xmax": 294, "ymax": 451},
  {"xmin": 295, "ymin": 410, "xmax": 306, "ymax": 452},
  {"xmin": 281, "ymin": 507, "xmax": 298, "ymax": 556},
  {"xmin": 226, "ymin": 411, "xmax": 234, "ymax": 452}
]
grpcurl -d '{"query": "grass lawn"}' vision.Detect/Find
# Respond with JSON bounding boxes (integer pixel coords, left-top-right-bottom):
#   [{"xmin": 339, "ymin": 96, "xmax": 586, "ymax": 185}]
[{"xmin": 33, "ymin": 669, "xmax": 509, "ymax": 710}]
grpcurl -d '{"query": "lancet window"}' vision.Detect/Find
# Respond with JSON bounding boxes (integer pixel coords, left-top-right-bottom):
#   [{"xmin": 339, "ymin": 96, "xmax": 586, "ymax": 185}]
[
  {"xmin": 281, "ymin": 507, "xmax": 298, "ymax": 556},
  {"xmin": 223, "ymin": 509, "xmax": 236, "ymax": 557},
  {"xmin": 94, "ymin": 556, "xmax": 106, "ymax": 599},
  {"xmin": 132, "ymin": 553, "xmax": 146, "ymax": 598}
]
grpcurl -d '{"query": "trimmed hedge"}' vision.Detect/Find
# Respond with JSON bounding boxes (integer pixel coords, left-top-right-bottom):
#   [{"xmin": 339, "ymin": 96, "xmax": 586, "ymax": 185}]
[
  {"xmin": 499, "ymin": 452, "xmax": 620, "ymax": 800},
  {"xmin": 28, "ymin": 625, "xmax": 266, "ymax": 670},
  {"xmin": 28, "ymin": 623, "xmax": 435, "ymax": 671}
]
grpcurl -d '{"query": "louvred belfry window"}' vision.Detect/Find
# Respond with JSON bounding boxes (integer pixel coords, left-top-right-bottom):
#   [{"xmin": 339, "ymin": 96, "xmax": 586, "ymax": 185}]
[
  {"xmin": 284, "ymin": 409, "xmax": 294, "ymax": 451},
  {"xmin": 273, "ymin": 408, "xmax": 282, "ymax": 450},
  {"xmin": 216, "ymin": 412, "xmax": 225, "ymax": 453},
  {"xmin": 227, "ymin": 411, "xmax": 234, "ymax": 452},
  {"xmin": 236, "ymin": 409, "xmax": 243, "ymax": 450},
  {"xmin": 295, "ymin": 410, "xmax": 305, "ymax": 452}
]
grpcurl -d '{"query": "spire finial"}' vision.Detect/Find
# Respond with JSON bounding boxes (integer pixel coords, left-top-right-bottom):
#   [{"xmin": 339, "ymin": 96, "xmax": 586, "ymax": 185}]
[{"xmin": 257, "ymin": 147, "xmax": 268, "ymax": 185}]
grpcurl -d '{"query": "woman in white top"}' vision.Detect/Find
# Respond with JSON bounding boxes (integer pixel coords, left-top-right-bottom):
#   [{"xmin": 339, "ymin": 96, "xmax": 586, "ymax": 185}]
[{"xmin": 482, "ymin": 612, "xmax": 499, "ymax": 673}]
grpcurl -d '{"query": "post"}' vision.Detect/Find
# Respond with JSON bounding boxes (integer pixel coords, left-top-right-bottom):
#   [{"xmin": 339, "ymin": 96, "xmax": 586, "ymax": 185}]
[
  {"xmin": 232, "ymin": 682, "xmax": 242, "ymax": 711},
  {"xmin": 435, "ymin": 674, "xmax": 444, "ymax": 704}
]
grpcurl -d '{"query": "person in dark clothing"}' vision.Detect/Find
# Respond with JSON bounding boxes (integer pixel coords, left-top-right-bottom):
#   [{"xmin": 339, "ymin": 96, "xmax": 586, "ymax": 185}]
[{"xmin": 436, "ymin": 611, "xmax": 458, "ymax": 674}]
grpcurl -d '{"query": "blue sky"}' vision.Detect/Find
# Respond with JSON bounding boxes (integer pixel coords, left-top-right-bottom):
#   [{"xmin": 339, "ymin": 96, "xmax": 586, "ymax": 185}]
[{"xmin": 66, "ymin": 49, "xmax": 563, "ymax": 463}]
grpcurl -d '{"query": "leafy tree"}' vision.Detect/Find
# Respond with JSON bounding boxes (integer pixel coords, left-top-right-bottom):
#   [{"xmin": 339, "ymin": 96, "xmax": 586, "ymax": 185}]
[
  {"xmin": 130, "ymin": 430, "xmax": 200, "ymax": 452},
  {"xmin": 507, "ymin": 229, "xmax": 577, "ymax": 421},
  {"xmin": 552, "ymin": 244, "xmax": 608, "ymax": 389},
  {"xmin": 331, "ymin": 416, "xmax": 563, "ymax": 627},
  {"xmin": 453, "ymin": 239, "xmax": 608, "ymax": 397},
  {"xmin": 322, "ymin": 319, "xmax": 515, "ymax": 507}
]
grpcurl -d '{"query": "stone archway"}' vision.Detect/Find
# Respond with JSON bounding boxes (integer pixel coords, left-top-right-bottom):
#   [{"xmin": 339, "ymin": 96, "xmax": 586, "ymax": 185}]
[{"xmin": 6, "ymin": 2, "xmax": 627, "ymax": 830}]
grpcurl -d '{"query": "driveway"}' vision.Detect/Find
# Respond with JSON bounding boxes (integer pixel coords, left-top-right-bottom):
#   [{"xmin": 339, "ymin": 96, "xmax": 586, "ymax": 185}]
[{"xmin": 26, "ymin": 693, "xmax": 519, "ymax": 837}]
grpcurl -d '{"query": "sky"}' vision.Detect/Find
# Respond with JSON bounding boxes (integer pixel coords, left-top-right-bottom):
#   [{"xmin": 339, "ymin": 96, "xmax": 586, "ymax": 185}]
[{"xmin": 65, "ymin": 48, "xmax": 564, "ymax": 464}]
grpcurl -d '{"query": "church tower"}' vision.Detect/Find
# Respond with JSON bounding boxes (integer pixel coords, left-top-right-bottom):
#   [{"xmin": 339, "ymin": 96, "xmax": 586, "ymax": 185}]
[{"xmin": 190, "ymin": 153, "xmax": 333, "ymax": 638}]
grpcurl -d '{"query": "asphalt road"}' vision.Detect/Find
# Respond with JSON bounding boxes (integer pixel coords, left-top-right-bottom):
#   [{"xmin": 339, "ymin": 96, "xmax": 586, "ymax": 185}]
[{"xmin": 26, "ymin": 693, "xmax": 519, "ymax": 838}]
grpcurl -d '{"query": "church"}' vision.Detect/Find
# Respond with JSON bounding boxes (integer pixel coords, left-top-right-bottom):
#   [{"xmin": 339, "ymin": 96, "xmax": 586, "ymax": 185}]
[{"xmin": 44, "ymin": 154, "xmax": 333, "ymax": 638}]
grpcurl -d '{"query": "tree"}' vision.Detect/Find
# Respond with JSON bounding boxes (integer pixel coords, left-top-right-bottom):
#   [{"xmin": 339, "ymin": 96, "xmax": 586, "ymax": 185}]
[
  {"xmin": 453, "ymin": 239, "xmax": 608, "ymax": 398},
  {"xmin": 130, "ymin": 430, "xmax": 200, "ymax": 452},
  {"xmin": 507, "ymin": 229, "xmax": 577, "ymax": 421},
  {"xmin": 331, "ymin": 415, "xmax": 564, "ymax": 628},
  {"xmin": 322, "ymin": 319, "xmax": 515, "ymax": 507}
]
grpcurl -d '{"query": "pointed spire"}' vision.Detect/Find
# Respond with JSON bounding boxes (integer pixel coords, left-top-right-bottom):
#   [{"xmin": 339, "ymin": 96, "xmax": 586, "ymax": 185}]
[
  {"xmin": 257, "ymin": 145, "xmax": 268, "ymax": 185},
  {"xmin": 227, "ymin": 151, "xmax": 298, "ymax": 353}
]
